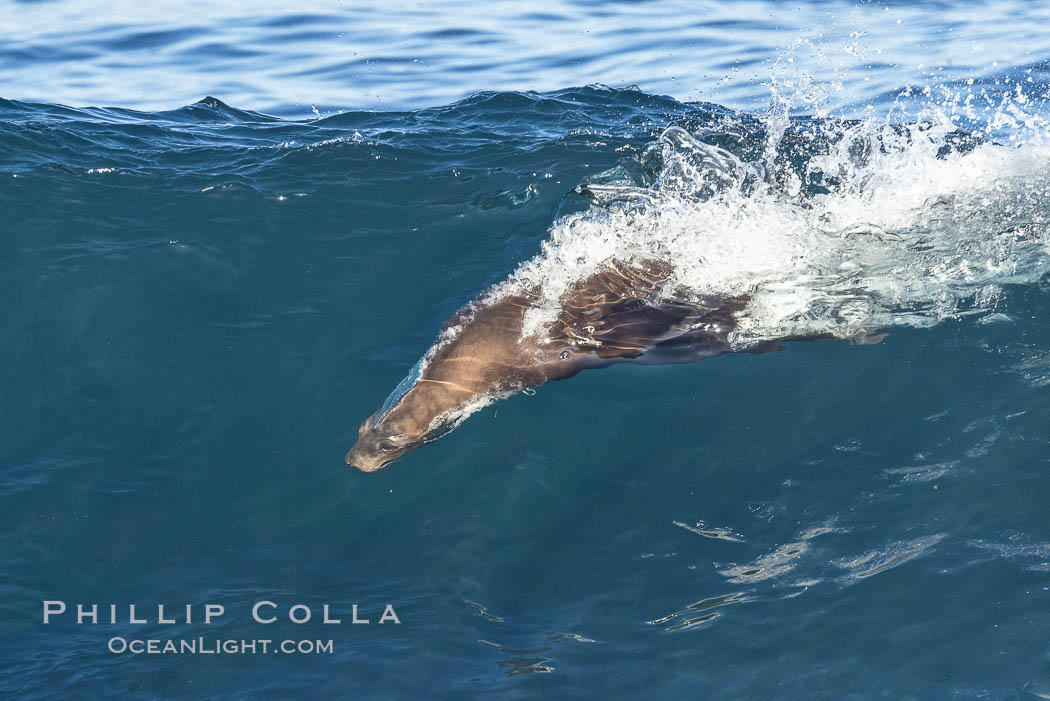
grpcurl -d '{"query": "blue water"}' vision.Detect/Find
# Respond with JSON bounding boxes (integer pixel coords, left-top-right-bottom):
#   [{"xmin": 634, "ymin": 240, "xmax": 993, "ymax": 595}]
[{"xmin": 3, "ymin": 2, "xmax": 1050, "ymax": 699}]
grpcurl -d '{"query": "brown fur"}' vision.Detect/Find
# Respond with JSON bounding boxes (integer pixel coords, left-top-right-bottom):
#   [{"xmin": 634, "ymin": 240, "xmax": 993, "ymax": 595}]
[{"xmin": 346, "ymin": 260, "xmax": 754, "ymax": 471}]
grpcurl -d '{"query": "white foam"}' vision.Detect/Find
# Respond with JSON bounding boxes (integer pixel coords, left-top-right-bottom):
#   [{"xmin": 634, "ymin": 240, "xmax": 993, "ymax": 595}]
[{"xmin": 482, "ymin": 89, "xmax": 1050, "ymax": 350}]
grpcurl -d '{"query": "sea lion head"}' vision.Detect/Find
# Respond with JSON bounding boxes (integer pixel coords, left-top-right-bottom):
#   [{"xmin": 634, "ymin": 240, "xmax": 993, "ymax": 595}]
[
  {"xmin": 344, "ymin": 409, "xmax": 416, "ymax": 472},
  {"xmin": 345, "ymin": 359, "xmax": 461, "ymax": 472}
]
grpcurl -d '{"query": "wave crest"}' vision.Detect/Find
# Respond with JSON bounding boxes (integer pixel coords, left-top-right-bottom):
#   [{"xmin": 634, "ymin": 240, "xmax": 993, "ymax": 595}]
[{"xmin": 498, "ymin": 93, "xmax": 1050, "ymax": 347}]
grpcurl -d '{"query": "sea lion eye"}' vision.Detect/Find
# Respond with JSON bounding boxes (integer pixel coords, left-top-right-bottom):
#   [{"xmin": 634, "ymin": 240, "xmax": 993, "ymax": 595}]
[{"xmin": 377, "ymin": 440, "xmax": 399, "ymax": 453}]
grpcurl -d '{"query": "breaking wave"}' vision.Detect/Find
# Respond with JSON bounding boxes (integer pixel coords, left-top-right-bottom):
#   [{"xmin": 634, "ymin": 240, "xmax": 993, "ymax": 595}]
[{"xmin": 494, "ymin": 86, "xmax": 1050, "ymax": 349}]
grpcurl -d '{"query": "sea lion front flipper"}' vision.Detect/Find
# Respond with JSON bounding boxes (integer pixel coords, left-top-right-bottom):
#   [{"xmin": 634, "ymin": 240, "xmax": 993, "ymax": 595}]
[
  {"xmin": 848, "ymin": 331, "xmax": 889, "ymax": 346},
  {"xmin": 544, "ymin": 260, "xmax": 746, "ymax": 366}
]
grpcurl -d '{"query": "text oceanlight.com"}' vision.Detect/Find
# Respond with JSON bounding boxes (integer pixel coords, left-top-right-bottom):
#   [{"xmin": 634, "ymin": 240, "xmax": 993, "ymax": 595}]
[{"xmin": 108, "ymin": 637, "xmax": 335, "ymax": 655}]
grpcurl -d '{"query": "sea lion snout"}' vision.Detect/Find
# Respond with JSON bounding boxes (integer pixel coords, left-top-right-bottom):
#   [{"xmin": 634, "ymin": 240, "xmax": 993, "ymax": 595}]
[
  {"xmin": 345, "ymin": 435, "xmax": 406, "ymax": 472},
  {"xmin": 345, "ymin": 412, "xmax": 412, "ymax": 472},
  {"xmin": 345, "ymin": 445, "xmax": 393, "ymax": 472},
  {"xmin": 344, "ymin": 434, "xmax": 396, "ymax": 474}
]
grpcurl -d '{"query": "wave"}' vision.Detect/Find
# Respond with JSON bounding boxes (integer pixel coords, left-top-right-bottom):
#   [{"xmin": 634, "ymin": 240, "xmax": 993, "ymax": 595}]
[
  {"xmin": 487, "ymin": 88, "xmax": 1050, "ymax": 347},
  {"xmin": 4, "ymin": 84, "xmax": 1050, "ymax": 355}
]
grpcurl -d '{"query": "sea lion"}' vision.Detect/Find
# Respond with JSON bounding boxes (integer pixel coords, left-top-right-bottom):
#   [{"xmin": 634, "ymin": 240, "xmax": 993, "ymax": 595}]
[{"xmin": 345, "ymin": 259, "xmax": 789, "ymax": 472}]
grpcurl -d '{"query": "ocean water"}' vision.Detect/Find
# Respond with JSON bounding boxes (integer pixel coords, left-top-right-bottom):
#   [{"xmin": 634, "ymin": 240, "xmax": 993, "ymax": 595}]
[{"xmin": 3, "ymin": 1, "xmax": 1050, "ymax": 699}]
